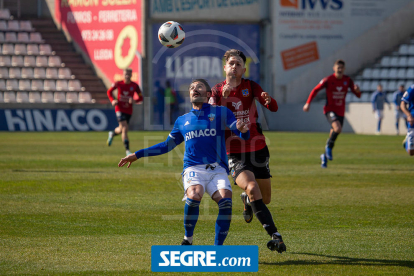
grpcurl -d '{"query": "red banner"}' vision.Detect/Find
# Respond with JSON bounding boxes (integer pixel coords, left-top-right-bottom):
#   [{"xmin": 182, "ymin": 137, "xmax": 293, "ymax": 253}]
[{"xmin": 55, "ymin": 0, "xmax": 142, "ymax": 84}]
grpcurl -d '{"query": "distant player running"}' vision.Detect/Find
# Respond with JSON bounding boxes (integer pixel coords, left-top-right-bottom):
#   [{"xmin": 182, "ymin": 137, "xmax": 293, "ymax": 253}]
[
  {"xmin": 401, "ymin": 84, "xmax": 414, "ymax": 156},
  {"xmin": 393, "ymin": 84, "xmax": 408, "ymax": 135},
  {"xmin": 303, "ymin": 59, "xmax": 361, "ymax": 168},
  {"xmin": 107, "ymin": 68, "xmax": 143, "ymax": 155},
  {"xmin": 209, "ymin": 49, "xmax": 286, "ymax": 253},
  {"xmin": 119, "ymin": 79, "xmax": 250, "ymax": 245}
]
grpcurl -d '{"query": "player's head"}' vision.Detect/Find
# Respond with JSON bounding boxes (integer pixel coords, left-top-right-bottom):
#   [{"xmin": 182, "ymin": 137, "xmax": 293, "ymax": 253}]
[
  {"xmin": 333, "ymin": 59, "xmax": 345, "ymax": 77},
  {"xmin": 124, "ymin": 68, "xmax": 132, "ymax": 83},
  {"xmin": 377, "ymin": 84, "xmax": 383, "ymax": 91},
  {"xmin": 223, "ymin": 49, "xmax": 246, "ymax": 80},
  {"xmin": 189, "ymin": 79, "xmax": 211, "ymax": 104},
  {"xmin": 399, "ymin": 84, "xmax": 405, "ymax": 91}
]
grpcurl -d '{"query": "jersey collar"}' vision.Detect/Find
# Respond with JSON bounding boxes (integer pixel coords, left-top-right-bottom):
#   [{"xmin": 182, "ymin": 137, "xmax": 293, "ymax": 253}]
[{"xmin": 191, "ymin": 103, "xmax": 210, "ymax": 112}]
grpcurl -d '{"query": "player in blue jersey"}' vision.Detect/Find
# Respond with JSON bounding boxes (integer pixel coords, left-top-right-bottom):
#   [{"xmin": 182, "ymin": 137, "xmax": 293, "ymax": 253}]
[
  {"xmin": 401, "ymin": 84, "xmax": 414, "ymax": 156},
  {"xmin": 371, "ymin": 84, "xmax": 391, "ymax": 135},
  {"xmin": 118, "ymin": 79, "xmax": 250, "ymax": 245},
  {"xmin": 393, "ymin": 84, "xmax": 408, "ymax": 135}
]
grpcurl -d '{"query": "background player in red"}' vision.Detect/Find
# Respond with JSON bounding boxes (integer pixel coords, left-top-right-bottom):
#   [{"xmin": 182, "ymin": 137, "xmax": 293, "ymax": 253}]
[
  {"xmin": 209, "ymin": 49, "xmax": 285, "ymax": 253},
  {"xmin": 107, "ymin": 68, "xmax": 143, "ymax": 155},
  {"xmin": 303, "ymin": 59, "xmax": 361, "ymax": 168}
]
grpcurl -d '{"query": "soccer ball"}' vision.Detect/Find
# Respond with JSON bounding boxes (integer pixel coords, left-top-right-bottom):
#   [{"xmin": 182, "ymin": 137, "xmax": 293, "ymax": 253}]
[{"xmin": 158, "ymin": 21, "xmax": 185, "ymax": 48}]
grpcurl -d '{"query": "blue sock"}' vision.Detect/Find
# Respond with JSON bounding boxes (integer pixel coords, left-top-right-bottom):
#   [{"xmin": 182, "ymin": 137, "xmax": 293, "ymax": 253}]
[
  {"xmin": 377, "ymin": 120, "xmax": 381, "ymax": 132},
  {"xmin": 215, "ymin": 198, "xmax": 232, "ymax": 245},
  {"xmin": 396, "ymin": 122, "xmax": 399, "ymax": 131},
  {"xmin": 184, "ymin": 198, "xmax": 200, "ymax": 238}
]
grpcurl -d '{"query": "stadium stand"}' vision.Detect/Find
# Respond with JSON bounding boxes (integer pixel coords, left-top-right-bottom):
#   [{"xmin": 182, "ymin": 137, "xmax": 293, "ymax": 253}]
[
  {"xmin": 0, "ymin": 9, "xmax": 105, "ymax": 104},
  {"xmin": 352, "ymin": 37, "xmax": 414, "ymax": 102}
]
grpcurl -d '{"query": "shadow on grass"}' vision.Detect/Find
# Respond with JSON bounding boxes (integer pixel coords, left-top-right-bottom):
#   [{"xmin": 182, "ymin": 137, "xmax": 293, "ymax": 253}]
[{"xmin": 261, "ymin": 252, "xmax": 414, "ymax": 268}]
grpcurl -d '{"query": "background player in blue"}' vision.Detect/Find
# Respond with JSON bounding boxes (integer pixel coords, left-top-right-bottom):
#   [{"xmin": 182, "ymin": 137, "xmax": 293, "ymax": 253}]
[
  {"xmin": 371, "ymin": 84, "xmax": 391, "ymax": 135},
  {"xmin": 393, "ymin": 84, "xmax": 408, "ymax": 135},
  {"xmin": 118, "ymin": 79, "xmax": 250, "ymax": 245},
  {"xmin": 401, "ymin": 84, "xmax": 414, "ymax": 156}
]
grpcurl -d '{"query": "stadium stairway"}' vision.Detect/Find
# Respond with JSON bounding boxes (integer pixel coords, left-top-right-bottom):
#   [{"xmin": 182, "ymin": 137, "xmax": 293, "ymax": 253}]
[{"xmin": 30, "ymin": 18, "xmax": 108, "ymax": 103}]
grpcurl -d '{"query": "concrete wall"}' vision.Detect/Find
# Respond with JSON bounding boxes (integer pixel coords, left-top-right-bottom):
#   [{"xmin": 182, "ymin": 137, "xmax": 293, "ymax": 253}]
[
  {"xmin": 276, "ymin": 2, "xmax": 414, "ymax": 105},
  {"xmin": 263, "ymin": 102, "xmax": 406, "ymax": 136}
]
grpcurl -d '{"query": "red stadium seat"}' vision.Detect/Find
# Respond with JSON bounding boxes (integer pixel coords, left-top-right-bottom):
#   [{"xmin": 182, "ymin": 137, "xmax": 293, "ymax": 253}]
[
  {"xmin": 19, "ymin": 21, "xmax": 33, "ymax": 32},
  {"xmin": 21, "ymin": 68, "xmax": 34, "ymax": 79},
  {"xmin": 24, "ymin": 56, "xmax": 36, "ymax": 67},
  {"xmin": 0, "ymin": 9, "xmax": 11, "ymax": 20},
  {"xmin": 34, "ymin": 68, "xmax": 46, "ymax": 79},
  {"xmin": 36, "ymin": 56, "xmax": 48, "ymax": 67},
  {"xmin": 2, "ymin": 43, "xmax": 13, "ymax": 54},
  {"xmin": 56, "ymin": 80, "xmax": 68, "ymax": 91},
  {"xmin": 41, "ymin": 92, "xmax": 54, "ymax": 103},
  {"xmin": 31, "ymin": 80, "xmax": 44, "ymax": 91},
  {"xmin": 6, "ymin": 79, "xmax": 19, "ymax": 90},
  {"xmin": 43, "ymin": 80, "xmax": 56, "ymax": 91},
  {"xmin": 58, "ymin": 68, "xmax": 72, "ymax": 79},
  {"xmin": 29, "ymin": 92, "xmax": 42, "ymax": 103},
  {"xmin": 0, "ymin": 68, "xmax": 8, "ymax": 78},
  {"xmin": 27, "ymin": 44, "xmax": 39, "ymax": 55},
  {"xmin": 0, "ymin": 56, "xmax": 11, "ymax": 66},
  {"xmin": 66, "ymin": 92, "xmax": 78, "ymax": 103},
  {"xmin": 46, "ymin": 68, "xmax": 58, "ymax": 79},
  {"xmin": 39, "ymin": 44, "xmax": 52, "ymax": 55},
  {"xmin": 17, "ymin": 32, "xmax": 29, "ymax": 43},
  {"xmin": 54, "ymin": 92, "xmax": 66, "ymax": 103},
  {"xmin": 16, "ymin": 92, "xmax": 29, "ymax": 103},
  {"xmin": 4, "ymin": 91, "xmax": 16, "ymax": 103},
  {"xmin": 7, "ymin": 20, "xmax": 19, "ymax": 31},
  {"xmin": 18, "ymin": 80, "xmax": 31, "ymax": 91},
  {"xmin": 9, "ymin": 67, "xmax": 21, "ymax": 78},
  {"xmin": 5, "ymin": 32, "xmax": 17, "ymax": 42},
  {"xmin": 14, "ymin": 44, "xmax": 27, "ymax": 55},
  {"xmin": 11, "ymin": 56, "xmax": 24, "ymax": 67}
]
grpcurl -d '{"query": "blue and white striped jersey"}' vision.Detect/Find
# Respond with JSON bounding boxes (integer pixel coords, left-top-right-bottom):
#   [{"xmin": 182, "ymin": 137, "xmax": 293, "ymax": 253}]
[
  {"xmin": 402, "ymin": 84, "xmax": 414, "ymax": 128},
  {"xmin": 135, "ymin": 103, "xmax": 249, "ymax": 174}
]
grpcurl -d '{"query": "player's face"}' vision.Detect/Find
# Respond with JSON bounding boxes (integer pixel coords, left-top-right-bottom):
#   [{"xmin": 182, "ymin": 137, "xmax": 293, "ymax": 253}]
[
  {"xmin": 400, "ymin": 86, "xmax": 405, "ymax": 92},
  {"xmin": 124, "ymin": 70, "xmax": 132, "ymax": 82},
  {"xmin": 377, "ymin": 85, "xmax": 382, "ymax": 91},
  {"xmin": 224, "ymin": 56, "xmax": 246, "ymax": 79},
  {"xmin": 189, "ymin": 81, "xmax": 210, "ymax": 103},
  {"xmin": 333, "ymin": 64, "xmax": 345, "ymax": 76}
]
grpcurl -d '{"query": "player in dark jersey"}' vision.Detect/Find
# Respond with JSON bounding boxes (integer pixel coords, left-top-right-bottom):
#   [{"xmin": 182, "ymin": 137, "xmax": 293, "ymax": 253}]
[
  {"xmin": 107, "ymin": 68, "xmax": 143, "ymax": 155},
  {"xmin": 209, "ymin": 49, "xmax": 285, "ymax": 253},
  {"xmin": 303, "ymin": 59, "xmax": 361, "ymax": 168}
]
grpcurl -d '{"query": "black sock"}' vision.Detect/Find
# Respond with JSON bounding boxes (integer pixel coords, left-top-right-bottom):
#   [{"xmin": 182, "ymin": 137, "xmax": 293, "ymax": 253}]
[
  {"xmin": 326, "ymin": 131, "xmax": 339, "ymax": 148},
  {"xmin": 124, "ymin": 140, "xmax": 129, "ymax": 150},
  {"xmin": 250, "ymin": 199, "xmax": 278, "ymax": 237}
]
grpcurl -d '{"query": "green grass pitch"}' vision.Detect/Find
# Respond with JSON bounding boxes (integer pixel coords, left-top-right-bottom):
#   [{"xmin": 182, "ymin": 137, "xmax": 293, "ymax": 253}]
[{"xmin": 0, "ymin": 131, "xmax": 413, "ymax": 275}]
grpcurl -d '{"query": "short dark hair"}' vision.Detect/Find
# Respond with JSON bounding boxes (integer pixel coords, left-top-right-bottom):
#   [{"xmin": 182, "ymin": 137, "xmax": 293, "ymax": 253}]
[
  {"xmin": 189, "ymin": 79, "xmax": 211, "ymax": 92},
  {"xmin": 224, "ymin": 49, "xmax": 246, "ymax": 64},
  {"xmin": 334, "ymin": 59, "xmax": 345, "ymax": 66},
  {"xmin": 399, "ymin": 84, "xmax": 405, "ymax": 88}
]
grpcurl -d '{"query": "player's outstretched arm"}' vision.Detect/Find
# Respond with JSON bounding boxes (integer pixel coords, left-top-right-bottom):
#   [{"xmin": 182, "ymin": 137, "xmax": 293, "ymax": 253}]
[
  {"xmin": 118, "ymin": 154, "xmax": 138, "ymax": 168},
  {"xmin": 236, "ymin": 119, "xmax": 249, "ymax": 133}
]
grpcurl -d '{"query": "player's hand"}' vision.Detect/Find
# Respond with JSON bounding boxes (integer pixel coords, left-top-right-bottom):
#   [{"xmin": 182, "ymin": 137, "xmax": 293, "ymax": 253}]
[
  {"xmin": 118, "ymin": 153, "xmax": 138, "ymax": 168},
  {"xmin": 303, "ymin": 103, "xmax": 310, "ymax": 112},
  {"xmin": 261, "ymin": 92, "xmax": 271, "ymax": 105},
  {"xmin": 354, "ymin": 84, "xmax": 361, "ymax": 94},
  {"xmin": 128, "ymin": 97, "xmax": 133, "ymax": 104},
  {"xmin": 111, "ymin": 100, "xmax": 118, "ymax": 106},
  {"xmin": 236, "ymin": 119, "xmax": 249, "ymax": 133},
  {"xmin": 222, "ymin": 84, "xmax": 233, "ymax": 98},
  {"xmin": 407, "ymin": 114, "xmax": 414, "ymax": 126}
]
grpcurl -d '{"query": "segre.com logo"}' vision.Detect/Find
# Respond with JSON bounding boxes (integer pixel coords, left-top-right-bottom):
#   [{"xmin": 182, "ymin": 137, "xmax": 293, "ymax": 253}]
[{"xmin": 151, "ymin": 245, "xmax": 258, "ymax": 272}]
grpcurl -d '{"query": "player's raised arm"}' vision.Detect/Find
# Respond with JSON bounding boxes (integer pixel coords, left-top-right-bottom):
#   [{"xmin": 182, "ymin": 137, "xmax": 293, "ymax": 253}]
[
  {"xmin": 303, "ymin": 78, "xmax": 327, "ymax": 112},
  {"xmin": 251, "ymin": 81, "xmax": 278, "ymax": 112}
]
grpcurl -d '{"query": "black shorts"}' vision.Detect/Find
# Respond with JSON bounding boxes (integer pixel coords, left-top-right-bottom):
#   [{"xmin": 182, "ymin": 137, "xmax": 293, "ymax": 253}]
[
  {"xmin": 228, "ymin": 146, "xmax": 272, "ymax": 184},
  {"xmin": 116, "ymin": 112, "xmax": 131, "ymax": 124},
  {"xmin": 325, "ymin": 111, "xmax": 344, "ymax": 127}
]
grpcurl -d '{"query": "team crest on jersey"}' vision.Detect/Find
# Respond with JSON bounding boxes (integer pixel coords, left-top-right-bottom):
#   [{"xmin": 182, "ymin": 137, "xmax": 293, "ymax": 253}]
[
  {"xmin": 130, "ymin": 87, "xmax": 133, "ymax": 91},
  {"xmin": 231, "ymin": 168, "xmax": 235, "ymax": 177},
  {"xmin": 344, "ymin": 81, "xmax": 347, "ymax": 85},
  {"xmin": 242, "ymin": 89, "xmax": 249, "ymax": 97},
  {"xmin": 208, "ymin": 113, "xmax": 215, "ymax": 122}
]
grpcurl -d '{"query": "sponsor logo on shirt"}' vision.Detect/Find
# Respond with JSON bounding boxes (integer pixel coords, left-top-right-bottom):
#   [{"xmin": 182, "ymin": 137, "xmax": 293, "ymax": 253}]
[
  {"xmin": 208, "ymin": 113, "xmax": 215, "ymax": 122},
  {"xmin": 336, "ymin": 86, "xmax": 343, "ymax": 92},
  {"xmin": 242, "ymin": 89, "xmax": 249, "ymax": 97},
  {"xmin": 232, "ymin": 101, "xmax": 242, "ymax": 110},
  {"xmin": 184, "ymin": 121, "xmax": 190, "ymax": 126},
  {"xmin": 185, "ymin": 129, "xmax": 217, "ymax": 141}
]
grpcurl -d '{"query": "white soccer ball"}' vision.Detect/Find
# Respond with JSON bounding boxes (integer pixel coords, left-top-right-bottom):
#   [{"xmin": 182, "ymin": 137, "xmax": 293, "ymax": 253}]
[{"xmin": 158, "ymin": 21, "xmax": 185, "ymax": 48}]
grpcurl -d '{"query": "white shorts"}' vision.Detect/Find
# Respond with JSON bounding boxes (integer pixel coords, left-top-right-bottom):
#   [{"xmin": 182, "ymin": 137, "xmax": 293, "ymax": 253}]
[
  {"xmin": 375, "ymin": 110, "xmax": 384, "ymax": 120},
  {"xmin": 182, "ymin": 163, "xmax": 232, "ymax": 200},
  {"xmin": 406, "ymin": 129, "xmax": 414, "ymax": 151}
]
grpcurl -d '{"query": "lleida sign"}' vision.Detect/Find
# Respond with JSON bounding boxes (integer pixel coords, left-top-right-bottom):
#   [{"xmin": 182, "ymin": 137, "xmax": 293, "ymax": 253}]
[{"xmin": 0, "ymin": 109, "xmax": 118, "ymax": 131}]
